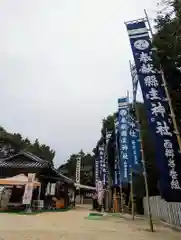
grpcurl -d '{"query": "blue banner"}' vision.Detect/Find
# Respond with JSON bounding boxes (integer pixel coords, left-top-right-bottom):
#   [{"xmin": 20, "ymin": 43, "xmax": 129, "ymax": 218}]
[
  {"xmin": 128, "ymin": 106, "xmax": 142, "ymax": 174},
  {"xmin": 118, "ymin": 97, "xmax": 131, "ymax": 184},
  {"xmin": 126, "ymin": 20, "xmax": 181, "ymax": 201},
  {"xmin": 98, "ymin": 145, "xmax": 104, "ymax": 182},
  {"xmin": 95, "ymin": 155, "xmax": 100, "ymax": 184},
  {"xmin": 105, "ymin": 131, "xmax": 112, "ymax": 186},
  {"xmin": 114, "ymin": 116, "xmax": 120, "ymax": 186}
]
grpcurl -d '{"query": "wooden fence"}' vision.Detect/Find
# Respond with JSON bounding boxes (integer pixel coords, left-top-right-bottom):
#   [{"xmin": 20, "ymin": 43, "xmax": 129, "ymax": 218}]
[{"xmin": 143, "ymin": 196, "xmax": 181, "ymax": 228}]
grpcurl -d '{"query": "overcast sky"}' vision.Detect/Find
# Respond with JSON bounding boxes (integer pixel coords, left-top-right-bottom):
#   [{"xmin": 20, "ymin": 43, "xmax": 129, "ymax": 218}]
[{"xmin": 0, "ymin": 0, "xmax": 158, "ymax": 166}]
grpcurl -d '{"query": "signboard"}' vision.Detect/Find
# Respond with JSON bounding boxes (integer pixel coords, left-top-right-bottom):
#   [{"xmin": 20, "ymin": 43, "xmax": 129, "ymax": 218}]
[
  {"xmin": 22, "ymin": 173, "xmax": 35, "ymax": 205},
  {"xmin": 96, "ymin": 180, "xmax": 104, "ymax": 205}
]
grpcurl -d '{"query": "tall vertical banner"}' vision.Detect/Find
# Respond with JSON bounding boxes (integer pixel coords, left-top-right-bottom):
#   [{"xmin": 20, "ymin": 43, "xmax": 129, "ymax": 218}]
[
  {"xmin": 95, "ymin": 155, "xmax": 99, "ymax": 184},
  {"xmin": 114, "ymin": 116, "xmax": 120, "ymax": 185},
  {"xmin": 76, "ymin": 156, "xmax": 81, "ymax": 189},
  {"xmin": 128, "ymin": 106, "xmax": 142, "ymax": 174},
  {"xmin": 129, "ymin": 63, "xmax": 142, "ymax": 174},
  {"xmin": 98, "ymin": 145, "xmax": 104, "ymax": 183},
  {"xmin": 105, "ymin": 130, "xmax": 112, "ymax": 186},
  {"xmin": 102, "ymin": 144, "xmax": 107, "ymax": 186},
  {"xmin": 126, "ymin": 20, "xmax": 181, "ymax": 201},
  {"xmin": 23, "ymin": 173, "xmax": 35, "ymax": 205},
  {"xmin": 118, "ymin": 97, "xmax": 131, "ymax": 184},
  {"xmin": 130, "ymin": 63, "xmax": 139, "ymax": 104}
]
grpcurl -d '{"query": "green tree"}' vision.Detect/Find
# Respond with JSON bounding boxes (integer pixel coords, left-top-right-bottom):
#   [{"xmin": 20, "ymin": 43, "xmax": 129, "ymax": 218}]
[
  {"xmin": 58, "ymin": 150, "xmax": 95, "ymax": 185},
  {"xmin": 0, "ymin": 126, "xmax": 55, "ymax": 163},
  {"xmin": 153, "ymin": 0, "xmax": 181, "ymax": 135}
]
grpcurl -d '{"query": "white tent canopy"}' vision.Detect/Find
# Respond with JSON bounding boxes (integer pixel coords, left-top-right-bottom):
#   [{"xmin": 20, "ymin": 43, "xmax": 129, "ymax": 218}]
[
  {"xmin": 0, "ymin": 174, "xmax": 40, "ymax": 187},
  {"xmin": 74, "ymin": 183, "xmax": 96, "ymax": 190}
]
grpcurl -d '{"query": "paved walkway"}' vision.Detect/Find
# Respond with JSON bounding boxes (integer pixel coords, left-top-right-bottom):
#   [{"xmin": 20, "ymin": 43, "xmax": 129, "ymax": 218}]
[{"xmin": 0, "ymin": 205, "xmax": 180, "ymax": 240}]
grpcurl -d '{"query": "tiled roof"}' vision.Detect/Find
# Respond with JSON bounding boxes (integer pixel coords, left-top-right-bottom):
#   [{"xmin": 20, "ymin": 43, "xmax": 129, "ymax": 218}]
[
  {"xmin": 0, "ymin": 160, "xmax": 47, "ymax": 168},
  {"xmin": 0, "ymin": 151, "xmax": 49, "ymax": 169},
  {"xmin": 0, "ymin": 151, "xmax": 74, "ymax": 184},
  {"xmin": 52, "ymin": 168, "xmax": 74, "ymax": 184}
]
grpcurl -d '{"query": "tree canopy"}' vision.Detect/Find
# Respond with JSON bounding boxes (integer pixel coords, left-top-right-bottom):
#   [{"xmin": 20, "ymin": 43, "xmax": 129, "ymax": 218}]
[
  {"xmin": 153, "ymin": 0, "xmax": 181, "ymax": 134},
  {"xmin": 0, "ymin": 126, "xmax": 55, "ymax": 163},
  {"xmin": 58, "ymin": 150, "xmax": 95, "ymax": 186}
]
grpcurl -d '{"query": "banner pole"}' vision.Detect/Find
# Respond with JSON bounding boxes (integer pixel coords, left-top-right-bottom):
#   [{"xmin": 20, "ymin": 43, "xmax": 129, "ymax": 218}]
[
  {"xmin": 144, "ymin": 9, "xmax": 181, "ymax": 152},
  {"xmin": 127, "ymin": 90, "xmax": 135, "ymax": 219},
  {"xmin": 135, "ymin": 102, "xmax": 154, "ymax": 232},
  {"xmin": 107, "ymin": 138, "xmax": 113, "ymax": 211},
  {"xmin": 120, "ymin": 185, "xmax": 124, "ymax": 213},
  {"xmin": 130, "ymin": 169, "xmax": 135, "ymax": 220},
  {"xmin": 128, "ymin": 59, "xmax": 153, "ymax": 231}
]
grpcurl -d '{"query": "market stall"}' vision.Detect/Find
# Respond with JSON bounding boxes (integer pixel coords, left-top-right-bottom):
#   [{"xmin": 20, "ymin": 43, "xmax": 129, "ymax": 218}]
[
  {"xmin": 0, "ymin": 151, "xmax": 75, "ymax": 212},
  {"xmin": 0, "ymin": 174, "xmax": 41, "ymax": 211},
  {"xmin": 0, "ymin": 174, "xmax": 40, "ymax": 186}
]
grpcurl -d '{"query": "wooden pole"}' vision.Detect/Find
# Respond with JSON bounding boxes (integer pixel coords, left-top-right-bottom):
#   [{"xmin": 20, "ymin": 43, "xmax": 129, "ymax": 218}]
[
  {"xmin": 135, "ymin": 102, "xmax": 154, "ymax": 232},
  {"xmin": 120, "ymin": 186, "xmax": 124, "ymax": 213},
  {"xmin": 130, "ymin": 169, "xmax": 135, "ymax": 220},
  {"xmin": 129, "ymin": 60, "xmax": 154, "ymax": 232},
  {"xmin": 113, "ymin": 188, "xmax": 116, "ymax": 212}
]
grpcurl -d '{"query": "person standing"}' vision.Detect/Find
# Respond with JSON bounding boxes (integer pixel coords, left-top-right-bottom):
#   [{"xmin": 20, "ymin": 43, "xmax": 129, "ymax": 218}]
[{"xmin": 92, "ymin": 193, "xmax": 97, "ymax": 210}]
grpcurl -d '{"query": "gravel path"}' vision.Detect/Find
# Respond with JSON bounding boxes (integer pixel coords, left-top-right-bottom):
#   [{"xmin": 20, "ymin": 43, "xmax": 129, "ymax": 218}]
[{"xmin": 0, "ymin": 206, "xmax": 180, "ymax": 240}]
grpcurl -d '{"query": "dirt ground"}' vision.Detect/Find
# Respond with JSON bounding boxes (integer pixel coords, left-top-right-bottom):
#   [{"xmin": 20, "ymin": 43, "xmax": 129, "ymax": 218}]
[{"xmin": 0, "ymin": 205, "xmax": 180, "ymax": 240}]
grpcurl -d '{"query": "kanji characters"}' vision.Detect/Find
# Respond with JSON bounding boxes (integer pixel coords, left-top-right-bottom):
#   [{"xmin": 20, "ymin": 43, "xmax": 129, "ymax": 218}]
[
  {"xmin": 146, "ymin": 88, "xmax": 161, "ymax": 100},
  {"xmin": 156, "ymin": 121, "xmax": 172, "ymax": 136},
  {"xmin": 122, "ymin": 144, "xmax": 128, "ymax": 151},
  {"xmin": 151, "ymin": 102, "xmax": 165, "ymax": 117},
  {"xmin": 121, "ymin": 138, "xmax": 127, "ymax": 144},
  {"xmin": 139, "ymin": 52, "xmax": 152, "ymax": 63},
  {"xmin": 168, "ymin": 159, "xmax": 176, "ymax": 168},
  {"xmin": 121, "ymin": 117, "xmax": 127, "ymax": 124},
  {"xmin": 144, "ymin": 75, "xmax": 159, "ymax": 87},
  {"xmin": 164, "ymin": 139, "xmax": 173, "ymax": 149},
  {"xmin": 122, "ymin": 153, "xmax": 128, "ymax": 159},
  {"xmin": 130, "ymin": 121, "xmax": 136, "ymax": 128},
  {"xmin": 120, "ymin": 124, "xmax": 127, "ymax": 130},
  {"xmin": 129, "ymin": 31, "xmax": 181, "ymax": 192},
  {"xmin": 121, "ymin": 130, "xmax": 127, "ymax": 137},
  {"xmin": 169, "ymin": 169, "xmax": 178, "ymax": 180},
  {"xmin": 171, "ymin": 179, "xmax": 181, "ymax": 190},
  {"xmin": 165, "ymin": 148, "xmax": 175, "ymax": 158},
  {"xmin": 139, "ymin": 63, "xmax": 155, "ymax": 74}
]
